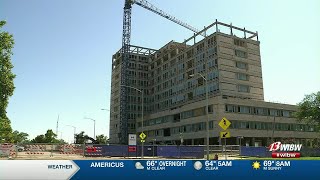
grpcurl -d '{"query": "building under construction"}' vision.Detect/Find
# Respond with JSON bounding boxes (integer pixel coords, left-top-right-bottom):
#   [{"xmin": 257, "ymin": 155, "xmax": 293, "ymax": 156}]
[{"xmin": 110, "ymin": 19, "xmax": 318, "ymax": 146}]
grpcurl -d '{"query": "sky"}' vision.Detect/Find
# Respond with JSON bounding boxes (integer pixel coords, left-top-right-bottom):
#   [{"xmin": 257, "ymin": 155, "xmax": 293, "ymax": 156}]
[{"xmin": 1, "ymin": 0, "xmax": 319, "ymax": 142}]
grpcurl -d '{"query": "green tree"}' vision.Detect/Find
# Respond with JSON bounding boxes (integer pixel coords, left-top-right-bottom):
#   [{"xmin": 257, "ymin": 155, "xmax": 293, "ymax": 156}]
[
  {"xmin": 95, "ymin": 134, "xmax": 109, "ymax": 144},
  {"xmin": 12, "ymin": 130, "xmax": 29, "ymax": 143},
  {"xmin": 44, "ymin": 129, "xmax": 57, "ymax": 143},
  {"xmin": 31, "ymin": 135, "xmax": 46, "ymax": 143},
  {"xmin": 295, "ymin": 91, "xmax": 320, "ymax": 130},
  {"xmin": 75, "ymin": 131, "xmax": 89, "ymax": 144},
  {"xmin": 0, "ymin": 20, "xmax": 16, "ymax": 142},
  {"xmin": 56, "ymin": 138, "xmax": 67, "ymax": 144},
  {"xmin": 31, "ymin": 129, "xmax": 61, "ymax": 143}
]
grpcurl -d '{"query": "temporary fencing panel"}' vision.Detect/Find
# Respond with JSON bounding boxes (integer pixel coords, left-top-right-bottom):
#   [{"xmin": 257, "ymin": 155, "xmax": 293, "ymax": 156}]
[
  {"xmin": 102, "ymin": 145, "xmax": 128, "ymax": 157},
  {"xmin": 240, "ymin": 146, "xmax": 271, "ymax": 157},
  {"xmin": 73, "ymin": 144, "xmax": 85, "ymax": 155},
  {"xmin": 82, "ymin": 145, "xmax": 204, "ymax": 158},
  {"xmin": 136, "ymin": 146, "xmax": 157, "ymax": 157},
  {"xmin": 60, "ymin": 145, "xmax": 76, "ymax": 154},
  {"xmin": 0, "ymin": 144, "xmax": 16, "ymax": 158},
  {"xmin": 300, "ymin": 147, "xmax": 320, "ymax": 157},
  {"xmin": 25, "ymin": 145, "xmax": 45, "ymax": 155},
  {"xmin": 157, "ymin": 146, "xmax": 204, "ymax": 158},
  {"xmin": 84, "ymin": 145, "xmax": 103, "ymax": 157}
]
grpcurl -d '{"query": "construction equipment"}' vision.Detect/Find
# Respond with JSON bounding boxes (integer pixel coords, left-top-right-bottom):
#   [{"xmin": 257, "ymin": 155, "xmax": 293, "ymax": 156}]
[{"xmin": 119, "ymin": 0, "xmax": 201, "ymax": 144}]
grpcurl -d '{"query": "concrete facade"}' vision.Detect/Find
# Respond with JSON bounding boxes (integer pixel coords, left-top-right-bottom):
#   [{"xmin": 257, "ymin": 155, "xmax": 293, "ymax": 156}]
[{"xmin": 110, "ymin": 21, "xmax": 318, "ymax": 146}]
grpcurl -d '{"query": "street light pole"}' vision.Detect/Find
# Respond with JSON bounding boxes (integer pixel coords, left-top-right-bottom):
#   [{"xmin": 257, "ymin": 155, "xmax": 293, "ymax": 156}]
[
  {"xmin": 190, "ymin": 73, "xmax": 210, "ymax": 160},
  {"xmin": 272, "ymin": 114, "xmax": 275, "ymax": 143},
  {"xmin": 66, "ymin": 125, "xmax": 76, "ymax": 144},
  {"xmin": 120, "ymin": 84, "xmax": 144, "ymax": 159},
  {"xmin": 85, "ymin": 117, "xmax": 96, "ymax": 140}
]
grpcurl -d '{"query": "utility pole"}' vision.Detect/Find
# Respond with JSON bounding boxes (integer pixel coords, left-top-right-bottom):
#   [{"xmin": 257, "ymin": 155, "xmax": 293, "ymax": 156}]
[
  {"xmin": 66, "ymin": 125, "xmax": 76, "ymax": 144},
  {"xmin": 56, "ymin": 115, "xmax": 59, "ymax": 136},
  {"xmin": 190, "ymin": 73, "xmax": 209, "ymax": 160},
  {"xmin": 85, "ymin": 117, "xmax": 96, "ymax": 140}
]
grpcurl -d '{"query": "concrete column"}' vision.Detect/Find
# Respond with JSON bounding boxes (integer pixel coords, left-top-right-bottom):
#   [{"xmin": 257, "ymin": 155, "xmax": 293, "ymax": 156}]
[
  {"xmin": 191, "ymin": 139, "xmax": 194, "ymax": 145},
  {"xmin": 251, "ymin": 137, "xmax": 255, "ymax": 146},
  {"xmin": 204, "ymin": 138, "xmax": 208, "ymax": 146}
]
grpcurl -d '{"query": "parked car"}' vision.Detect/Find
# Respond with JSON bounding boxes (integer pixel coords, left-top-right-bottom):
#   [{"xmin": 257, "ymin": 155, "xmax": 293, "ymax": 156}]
[
  {"xmin": 15, "ymin": 145, "xmax": 25, "ymax": 152},
  {"xmin": 0, "ymin": 143, "xmax": 24, "ymax": 152}
]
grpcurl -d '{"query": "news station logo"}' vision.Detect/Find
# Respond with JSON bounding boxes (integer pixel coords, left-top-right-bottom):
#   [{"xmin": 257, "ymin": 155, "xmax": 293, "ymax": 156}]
[{"xmin": 268, "ymin": 142, "xmax": 302, "ymax": 158}]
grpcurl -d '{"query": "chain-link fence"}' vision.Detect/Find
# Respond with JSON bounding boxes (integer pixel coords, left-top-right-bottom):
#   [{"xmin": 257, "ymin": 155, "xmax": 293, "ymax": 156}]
[
  {"xmin": 0, "ymin": 143, "xmax": 17, "ymax": 159},
  {"xmin": 1, "ymin": 143, "xmax": 240, "ymax": 159},
  {"xmin": 206, "ymin": 145, "xmax": 240, "ymax": 158},
  {"xmin": 3, "ymin": 143, "xmax": 319, "ymax": 159},
  {"xmin": 0, "ymin": 143, "xmax": 86, "ymax": 159}
]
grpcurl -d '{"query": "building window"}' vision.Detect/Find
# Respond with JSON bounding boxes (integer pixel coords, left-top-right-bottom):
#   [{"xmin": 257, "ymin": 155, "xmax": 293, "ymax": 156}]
[
  {"xmin": 234, "ymin": 39, "xmax": 246, "ymax": 47},
  {"xmin": 187, "ymin": 60, "xmax": 193, "ymax": 69},
  {"xmin": 237, "ymin": 73, "xmax": 249, "ymax": 81},
  {"xmin": 239, "ymin": 106, "xmax": 250, "ymax": 114},
  {"xmin": 173, "ymin": 113, "xmax": 180, "ymax": 122},
  {"xmin": 269, "ymin": 109, "xmax": 279, "ymax": 116},
  {"xmin": 171, "ymin": 127, "xmax": 180, "ymax": 134},
  {"xmin": 236, "ymin": 62, "xmax": 248, "ymax": 69},
  {"xmin": 187, "ymin": 49, "xmax": 194, "ymax": 59},
  {"xmin": 240, "ymin": 122, "xmax": 247, "ymax": 129},
  {"xmin": 185, "ymin": 125, "xmax": 192, "ymax": 133},
  {"xmin": 209, "ymin": 121, "xmax": 214, "ymax": 129},
  {"xmin": 181, "ymin": 110, "xmax": 194, "ymax": 119},
  {"xmin": 235, "ymin": 49, "xmax": 247, "ymax": 58},
  {"xmin": 225, "ymin": 105, "xmax": 236, "ymax": 112},
  {"xmin": 283, "ymin": 110, "xmax": 290, "ymax": 117},
  {"xmin": 237, "ymin": 85, "xmax": 250, "ymax": 92}
]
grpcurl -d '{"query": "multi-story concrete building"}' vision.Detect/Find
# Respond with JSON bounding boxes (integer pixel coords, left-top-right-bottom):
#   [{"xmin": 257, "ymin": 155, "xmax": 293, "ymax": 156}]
[{"xmin": 110, "ymin": 20, "xmax": 318, "ymax": 146}]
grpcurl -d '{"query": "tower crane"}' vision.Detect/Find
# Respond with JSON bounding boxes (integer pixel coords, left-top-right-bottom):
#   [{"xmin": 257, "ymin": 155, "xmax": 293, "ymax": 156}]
[{"xmin": 119, "ymin": 0, "xmax": 202, "ymax": 144}]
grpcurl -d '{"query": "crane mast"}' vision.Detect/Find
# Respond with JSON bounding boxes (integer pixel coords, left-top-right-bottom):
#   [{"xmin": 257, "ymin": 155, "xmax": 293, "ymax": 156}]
[
  {"xmin": 119, "ymin": 0, "xmax": 132, "ymax": 144},
  {"xmin": 119, "ymin": 0, "xmax": 202, "ymax": 144}
]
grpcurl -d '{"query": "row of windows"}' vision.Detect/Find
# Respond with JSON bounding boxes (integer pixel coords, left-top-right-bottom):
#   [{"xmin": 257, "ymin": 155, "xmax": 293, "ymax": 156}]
[
  {"xmin": 128, "ymin": 55, "xmax": 148, "ymax": 62},
  {"xmin": 150, "ymin": 83, "xmax": 219, "ymax": 111},
  {"xmin": 230, "ymin": 120, "xmax": 316, "ymax": 132},
  {"xmin": 225, "ymin": 104, "xmax": 294, "ymax": 117},
  {"xmin": 138, "ymin": 104, "xmax": 297, "ymax": 128},
  {"xmin": 138, "ymin": 106, "xmax": 213, "ymax": 127},
  {"xmin": 128, "ymin": 63, "xmax": 148, "ymax": 71},
  {"xmin": 140, "ymin": 120, "xmax": 316, "ymax": 138},
  {"xmin": 146, "ymin": 122, "xmax": 207, "ymax": 137},
  {"xmin": 153, "ymin": 57, "xmax": 218, "ymax": 80},
  {"xmin": 128, "ymin": 71, "xmax": 148, "ymax": 79},
  {"xmin": 235, "ymin": 49, "xmax": 247, "ymax": 58},
  {"xmin": 152, "ymin": 48, "xmax": 217, "ymax": 84}
]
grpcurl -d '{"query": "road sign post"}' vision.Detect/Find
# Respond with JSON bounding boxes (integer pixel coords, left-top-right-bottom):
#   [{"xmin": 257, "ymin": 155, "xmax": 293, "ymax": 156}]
[
  {"xmin": 139, "ymin": 132, "xmax": 146, "ymax": 159},
  {"xmin": 218, "ymin": 117, "xmax": 231, "ymax": 160},
  {"xmin": 128, "ymin": 134, "xmax": 137, "ymax": 157}
]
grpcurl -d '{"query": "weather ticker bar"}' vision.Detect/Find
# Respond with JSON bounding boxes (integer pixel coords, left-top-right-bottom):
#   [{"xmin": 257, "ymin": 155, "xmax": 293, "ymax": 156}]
[{"xmin": 0, "ymin": 160, "xmax": 319, "ymax": 179}]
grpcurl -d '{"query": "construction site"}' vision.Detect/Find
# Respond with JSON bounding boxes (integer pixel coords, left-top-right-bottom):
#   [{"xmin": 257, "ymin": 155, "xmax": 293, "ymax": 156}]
[
  {"xmin": 0, "ymin": 0, "xmax": 319, "ymax": 161},
  {"xmin": 109, "ymin": 0, "xmax": 319, "ymax": 149}
]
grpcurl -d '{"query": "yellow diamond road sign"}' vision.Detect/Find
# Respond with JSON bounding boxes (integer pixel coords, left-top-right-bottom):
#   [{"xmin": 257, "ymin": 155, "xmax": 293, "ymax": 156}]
[
  {"xmin": 220, "ymin": 131, "xmax": 231, "ymax": 138},
  {"xmin": 139, "ymin": 132, "xmax": 146, "ymax": 140},
  {"xmin": 218, "ymin": 117, "xmax": 231, "ymax": 130}
]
